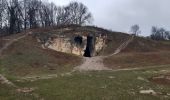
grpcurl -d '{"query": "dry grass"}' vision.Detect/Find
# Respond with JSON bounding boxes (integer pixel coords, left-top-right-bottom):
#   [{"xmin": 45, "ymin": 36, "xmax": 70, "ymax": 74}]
[
  {"xmin": 123, "ymin": 37, "xmax": 170, "ymax": 52},
  {"xmin": 100, "ymin": 32, "xmax": 130, "ymax": 55},
  {"xmin": 0, "ymin": 33, "xmax": 25, "ymax": 49},
  {"xmin": 103, "ymin": 35, "xmax": 170, "ymax": 69},
  {"xmin": 104, "ymin": 51, "xmax": 170, "ymax": 69},
  {"xmin": 0, "ymin": 35, "xmax": 82, "ymax": 76},
  {"xmin": 150, "ymin": 73, "xmax": 170, "ymax": 86}
]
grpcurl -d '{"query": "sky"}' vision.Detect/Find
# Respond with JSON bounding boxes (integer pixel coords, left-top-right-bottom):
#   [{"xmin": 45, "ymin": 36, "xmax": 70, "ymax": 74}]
[{"xmin": 49, "ymin": 0, "xmax": 170, "ymax": 36}]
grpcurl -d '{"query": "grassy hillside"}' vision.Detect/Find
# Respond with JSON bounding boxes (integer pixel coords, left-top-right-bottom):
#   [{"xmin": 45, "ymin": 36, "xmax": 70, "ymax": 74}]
[
  {"xmin": 101, "ymin": 34, "xmax": 170, "ymax": 56},
  {"xmin": 0, "ymin": 35, "xmax": 82, "ymax": 77},
  {"xmin": 1, "ymin": 26, "xmax": 170, "ymax": 72},
  {"xmin": 30, "ymin": 25, "xmax": 132, "ymax": 56},
  {"xmin": 1, "ymin": 65, "xmax": 170, "ymax": 100},
  {"xmin": 123, "ymin": 36, "xmax": 170, "ymax": 52},
  {"xmin": 0, "ymin": 26, "xmax": 170, "ymax": 100},
  {"xmin": 104, "ymin": 52, "xmax": 170, "ymax": 69},
  {"xmin": 100, "ymin": 32, "xmax": 130, "ymax": 55},
  {"xmin": 103, "ymin": 35, "xmax": 170, "ymax": 69}
]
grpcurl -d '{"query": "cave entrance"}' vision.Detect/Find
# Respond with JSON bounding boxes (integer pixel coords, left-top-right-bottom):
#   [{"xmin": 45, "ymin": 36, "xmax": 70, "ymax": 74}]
[
  {"xmin": 74, "ymin": 36, "xmax": 83, "ymax": 45},
  {"xmin": 83, "ymin": 36, "xmax": 94, "ymax": 57}
]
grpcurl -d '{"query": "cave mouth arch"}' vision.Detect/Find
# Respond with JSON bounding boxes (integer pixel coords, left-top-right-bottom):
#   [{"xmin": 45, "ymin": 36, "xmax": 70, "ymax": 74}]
[{"xmin": 83, "ymin": 36, "xmax": 94, "ymax": 57}]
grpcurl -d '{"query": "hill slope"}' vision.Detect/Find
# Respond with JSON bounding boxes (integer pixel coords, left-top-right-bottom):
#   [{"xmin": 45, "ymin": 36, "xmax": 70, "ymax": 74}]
[
  {"xmin": 0, "ymin": 34, "xmax": 82, "ymax": 76},
  {"xmin": 0, "ymin": 25, "xmax": 170, "ymax": 100},
  {"xmin": 103, "ymin": 33, "xmax": 170, "ymax": 69},
  {"xmin": 1, "ymin": 25, "xmax": 170, "ymax": 75}
]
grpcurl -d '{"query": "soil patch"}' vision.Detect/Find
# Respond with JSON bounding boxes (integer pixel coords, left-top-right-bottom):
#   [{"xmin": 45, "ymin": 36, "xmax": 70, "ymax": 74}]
[{"xmin": 150, "ymin": 74, "xmax": 170, "ymax": 85}]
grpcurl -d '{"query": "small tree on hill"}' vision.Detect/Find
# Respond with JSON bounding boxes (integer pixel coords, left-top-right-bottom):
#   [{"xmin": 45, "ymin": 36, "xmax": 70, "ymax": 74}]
[{"xmin": 130, "ymin": 24, "xmax": 141, "ymax": 36}]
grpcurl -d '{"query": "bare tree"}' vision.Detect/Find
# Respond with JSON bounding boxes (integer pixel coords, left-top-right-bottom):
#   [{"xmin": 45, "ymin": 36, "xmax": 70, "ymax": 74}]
[
  {"xmin": 49, "ymin": 3, "xmax": 57, "ymax": 26},
  {"xmin": 0, "ymin": 0, "xmax": 93, "ymax": 35},
  {"xmin": 27, "ymin": 0, "xmax": 40, "ymax": 29},
  {"xmin": 165, "ymin": 31, "xmax": 170, "ymax": 40},
  {"xmin": 21, "ymin": 0, "xmax": 29, "ymax": 30},
  {"xmin": 0, "ymin": 0, "xmax": 7, "ymax": 29},
  {"xmin": 55, "ymin": 6, "xmax": 70, "ymax": 25},
  {"xmin": 6, "ymin": 0, "xmax": 23, "ymax": 34},
  {"xmin": 67, "ymin": 2, "xmax": 93, "ymax": 25},
  {"xmin": 150, "ymin": 26, "xmax": 170, "ymax": 40},
  {"xmin": 39, "ymin": 2, "xmax": 56, "ymax": 27},
  {"xmin": 55, "ymin": 1, "xmax": 93, "ymax": 26},
  {"xmin": 130, "ymin": 24, "xmax": 141, "ymax": 36}
]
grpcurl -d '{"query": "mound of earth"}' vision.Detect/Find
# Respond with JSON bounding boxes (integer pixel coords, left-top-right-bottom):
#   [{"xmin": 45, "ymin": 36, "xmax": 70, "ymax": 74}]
[{"xmin": 1, "ymin": 25, "xmax": 170, "ymax": 73}]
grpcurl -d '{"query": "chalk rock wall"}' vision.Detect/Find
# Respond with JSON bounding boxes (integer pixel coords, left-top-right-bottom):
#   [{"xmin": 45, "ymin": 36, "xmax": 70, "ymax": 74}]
[
  {"xmin": 47, "ymin": 34, "xmax": 107, "ymax": 56},
  {"xmin": 48, "ymin": 36, "xmax": 86, "ymax": 56},
  {"xmin": 95, "ymin": 36, "xmax": 106, "ymax": 55}
]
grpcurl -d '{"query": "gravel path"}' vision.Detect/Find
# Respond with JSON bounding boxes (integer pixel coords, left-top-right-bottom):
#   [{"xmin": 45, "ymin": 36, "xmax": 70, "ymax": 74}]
[{"xmin": 73, "ymin": 56, "xmax": 111, "ymax": 71}]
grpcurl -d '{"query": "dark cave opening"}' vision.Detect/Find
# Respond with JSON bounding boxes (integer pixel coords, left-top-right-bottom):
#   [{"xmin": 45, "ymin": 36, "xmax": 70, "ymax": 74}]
[
  {"xmin": 74, "ymin": 36, "xmax": 83, "ymax": 45},
  {"xmin": 83, "ymin": 36, "xmax": 94, "ymax": 57}
]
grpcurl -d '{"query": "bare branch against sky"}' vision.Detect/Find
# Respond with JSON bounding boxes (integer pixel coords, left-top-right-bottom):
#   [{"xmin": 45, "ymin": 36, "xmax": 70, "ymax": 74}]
[{"xmin": 49, "ymin": 0, "xmax": 170, "ymax": 36}]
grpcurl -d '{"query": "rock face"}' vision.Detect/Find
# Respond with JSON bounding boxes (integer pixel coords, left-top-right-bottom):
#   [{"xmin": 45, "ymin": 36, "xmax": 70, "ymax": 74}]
[{"xmin": 47, "ymin": 33, "xmax": 107, "ymax": 57}]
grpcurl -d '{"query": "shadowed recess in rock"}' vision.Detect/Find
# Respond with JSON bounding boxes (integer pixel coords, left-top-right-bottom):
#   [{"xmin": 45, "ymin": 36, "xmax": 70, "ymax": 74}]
[
  {"xmin": 84, "ymin": 36, "xmax": 94, "ymax": 57},
  {"xmin": 74, "ymin": 36, "xmax": 83, "ymax": 45}
]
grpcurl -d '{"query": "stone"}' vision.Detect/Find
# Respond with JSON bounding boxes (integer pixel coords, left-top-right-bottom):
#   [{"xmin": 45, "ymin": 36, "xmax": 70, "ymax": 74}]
[{"xmin": 139, "ymin": 89, "xmax": 156, "ymax": 95}]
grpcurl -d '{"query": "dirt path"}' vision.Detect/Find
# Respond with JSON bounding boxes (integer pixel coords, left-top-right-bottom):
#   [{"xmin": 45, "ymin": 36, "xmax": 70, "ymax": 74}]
[
  {"xmin": 0, "ymin": 34, "xmax": 26, "ymax": 56},
  {"xmin": 107, "ymin": 35, "xmax": 134, "ymax": 57},
  {"xmin": 73, "ymin": 56, "xmax": 111, "ymax": 71},
  {"xmin": 0, "ymin": 74, "xmax": 17, "ymax": 87},
  {"xmin": 74, "ymin": 35, "xmax": 134, "ymax": 71}
]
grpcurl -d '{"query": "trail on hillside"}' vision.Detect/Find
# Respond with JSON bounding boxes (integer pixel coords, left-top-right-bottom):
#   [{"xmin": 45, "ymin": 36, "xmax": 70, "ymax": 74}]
[
  {"xmin": 106, "ymin": 35, "xmax": 134, "ymax": 57},
  {"xmin": 0, "ymin": 74, "xmax": 16, "ymax": 87},
  {"xmin": 0, "ymin": 34, "xmax": 26, "ymax": 56},
  {"xmin": 74, "ymin": 35, "xmax": 135, "ymax": 71},
  {"xmin": 73, "ymin": 56, "xmax": 111, "ymax": 71}
]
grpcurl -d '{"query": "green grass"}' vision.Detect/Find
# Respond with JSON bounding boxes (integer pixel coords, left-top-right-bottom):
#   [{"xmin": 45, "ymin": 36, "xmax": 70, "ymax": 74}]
[
  {"xmin": 0, "ymin": 84, "xmax": 37, "ymax": 100},
  {"xmin": 0, "ymin": 66, "xmax": 168, "ymax": 100}
]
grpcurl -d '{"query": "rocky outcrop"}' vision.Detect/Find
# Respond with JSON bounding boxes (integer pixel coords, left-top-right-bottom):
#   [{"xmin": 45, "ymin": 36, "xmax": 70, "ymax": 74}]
[
  {"xmin": 47, "ymin": 33, "xmax": 107, "ymax": 57},
  {"xmin": 48, "ymin": 35, "xmax": 85, "ymax": 56}
]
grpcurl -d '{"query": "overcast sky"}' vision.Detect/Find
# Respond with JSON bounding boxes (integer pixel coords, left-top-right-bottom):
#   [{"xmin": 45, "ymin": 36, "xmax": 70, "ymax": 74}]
[{"xmin": 49, "ymin": 0, "xmax": 170, "ymax": 36}]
